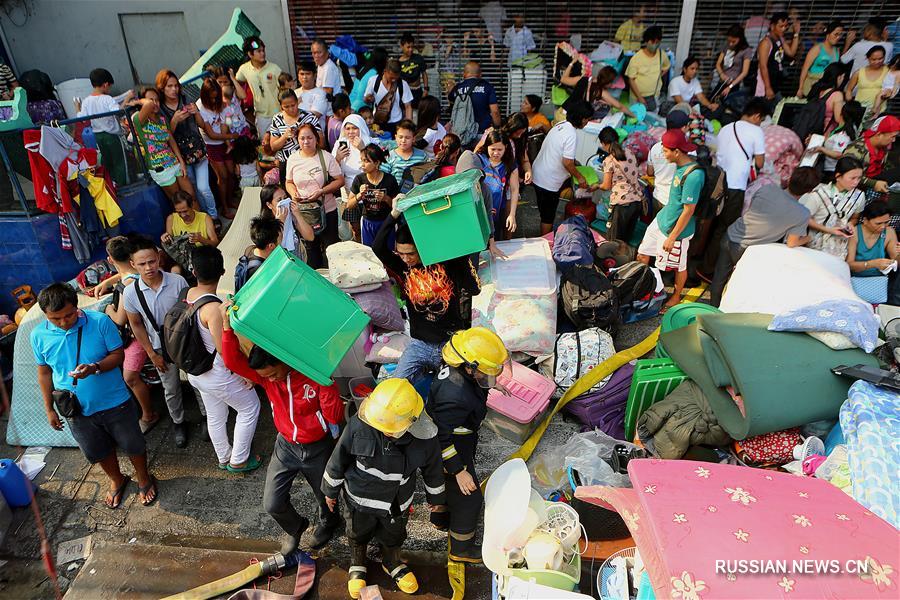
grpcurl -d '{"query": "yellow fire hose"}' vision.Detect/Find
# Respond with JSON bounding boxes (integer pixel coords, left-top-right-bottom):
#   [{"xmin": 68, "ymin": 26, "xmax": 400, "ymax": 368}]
[{"xmin": 161, "ymin": 552, "xmax": 289, "ymax": 600}]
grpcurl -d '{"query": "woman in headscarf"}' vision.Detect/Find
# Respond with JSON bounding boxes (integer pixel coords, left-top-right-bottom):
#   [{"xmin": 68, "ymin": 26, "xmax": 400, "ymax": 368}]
[
  {"xmin": 843, "ymin": 115, "xmax": 900, "ymax": 195},
  {"xmin": 333, "ymin": 113, "xmax": 372, "ymax": 242}
]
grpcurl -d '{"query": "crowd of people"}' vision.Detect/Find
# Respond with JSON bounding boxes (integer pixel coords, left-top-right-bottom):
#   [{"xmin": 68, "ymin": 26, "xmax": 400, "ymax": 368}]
[{"xmin": 31, "ymin": 8, "xmax": 899, "ymax": 599}]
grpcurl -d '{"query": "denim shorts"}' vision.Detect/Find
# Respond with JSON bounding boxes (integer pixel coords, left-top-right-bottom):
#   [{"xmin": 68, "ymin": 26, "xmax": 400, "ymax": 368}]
[
  {"xmin": 68, "ymin": 399, "xmax": 146, "ymax": 463},
  {"xmin": 149, "ymin": 163, "xmax": 183, "ymax": 187}
]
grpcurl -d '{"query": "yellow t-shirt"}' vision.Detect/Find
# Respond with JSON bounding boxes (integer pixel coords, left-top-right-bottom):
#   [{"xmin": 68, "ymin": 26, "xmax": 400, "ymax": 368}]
[
  {"xmin": 615, "ymin": 19, "xmax": 645, "ymax": 53},
  {"xmin": 235, "ymin": 61, "xmax": 282, "ymax": 118},
  {"xmin": 625, "ymin": 49, "xmax": 670, "ymax": 99},
  {"xmin": 855, "ymin": 66, "xmax": 888, "ymax": 106},
  {"xmin": 172, "ymin": 211, "xmax": 209, "ymax": 245}
]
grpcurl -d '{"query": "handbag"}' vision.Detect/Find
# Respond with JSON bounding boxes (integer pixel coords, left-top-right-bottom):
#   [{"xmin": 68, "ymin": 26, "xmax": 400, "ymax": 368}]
[{"xmin": 52, "ymin": 326, "xmax": 83, "ymax": 418}]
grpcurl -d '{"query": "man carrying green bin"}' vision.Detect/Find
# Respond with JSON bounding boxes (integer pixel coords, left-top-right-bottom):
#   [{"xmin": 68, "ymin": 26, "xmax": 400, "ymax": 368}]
[{"xmin": 373, "ymin": 198, "xmax": 482, "ymax": 384}]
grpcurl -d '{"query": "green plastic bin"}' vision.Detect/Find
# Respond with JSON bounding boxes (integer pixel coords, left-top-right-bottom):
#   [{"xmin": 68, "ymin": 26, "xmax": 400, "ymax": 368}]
[
  {"xmin": 624, "ymin": 358, "xmax": 688, "ymax": 441},
  {"xmin": 229, "ymin": 246, "xmax": 371, "ymax": 385},
  {"xmin": 396, "ymin": 169, "xmax": 490, "ymax": 266}
]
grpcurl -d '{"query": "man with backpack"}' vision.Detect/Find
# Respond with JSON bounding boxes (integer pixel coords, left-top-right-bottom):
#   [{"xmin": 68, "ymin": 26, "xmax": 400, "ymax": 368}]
[
  {"xmin": 123, "ymin": 236, "xmax": 203, "ymax": 448},
  {"xmin": 637, "ymin": 130, "xmax": 705, "ymax": 309},
  {"xmin": 448, "ymin": 62, "xmax": 501, "ymax": 148},
  {"xmin": 709, "ymin": 167, "xmax": 819, "ymax": 306},
  {"xmin": 184, "ymin": 246, "xmax": 262, "ymax": 472},
  {"xmin": 698, "ymin": 99, "xmax": 769, "ymax": 281},
  {"xmin": 235, "ymin": 216, "xmax": 283, "ymax": 293},
  {"xmin": 363, "ymin": 59, "xmax": 413, "ymax": 133}
]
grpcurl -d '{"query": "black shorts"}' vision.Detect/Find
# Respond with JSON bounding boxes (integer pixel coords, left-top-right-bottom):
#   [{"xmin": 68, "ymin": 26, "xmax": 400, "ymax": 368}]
[
  {"xmin": 534, "ymin": 184, "xmax": 563, "ymax": 225},
  {"xmin": 68, "ymin": 399, "xmax": 146, "ymax": 463}
]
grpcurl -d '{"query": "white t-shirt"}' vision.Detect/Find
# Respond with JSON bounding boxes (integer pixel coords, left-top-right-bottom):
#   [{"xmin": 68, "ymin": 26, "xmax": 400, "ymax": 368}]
[
  {"xmin": 716, "ymin": 121, "xmax": 765, "ymax": 191},
  {"xmin": 316, "ymin": 59, "xmax": 344, "ymax": 94},
  {"xmin": 823, "ymin": 130, "xmax": 852, "ymax": 172},
  {"xmin": 667, "ymin": 76, "xmax": 703, "ymax": 103},
  {"xmin": 364, "ymin": 76, "xmax": 413, "ymax": 124},
  {"xmin": 423, "ymin": 123, "xmax": 447, "ymax": 159},
  {"xmin": 647, "ymin": 142, "xmax": 675, "ymax": 205},
  {"xmin": 532, "ymin": 121, "xmax": 577, "ymax": 192},
  {"xmin": 77, "ymin": 94, "xmax": 121, "ymax": 134},
  {"xmin": 295, "ymin": 86, "xmax": 328, "ymax": 127},
  {"xmin": 842, "ymin": 41, "xmax": 894, "ymax": 75},
  {"xmin": 195, "ymin": 100, "xmax": 226, "ymax": 146}
]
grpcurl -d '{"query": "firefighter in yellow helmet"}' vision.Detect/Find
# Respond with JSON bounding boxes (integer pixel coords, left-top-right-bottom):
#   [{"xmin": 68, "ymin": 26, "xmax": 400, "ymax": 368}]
[
  {"xmin": 429, "ymin": 327, "xmax": 509, "ymax": 563},
  {"xmin": 322, "ymin": 378, "xmax": 446, "ymax": 598}
]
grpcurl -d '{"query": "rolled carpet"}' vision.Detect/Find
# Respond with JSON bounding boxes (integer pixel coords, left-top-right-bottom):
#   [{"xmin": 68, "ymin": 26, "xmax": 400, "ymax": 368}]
[{"xmin": 659, "ymin": 312, "xmax": 878, "ymax": 440}]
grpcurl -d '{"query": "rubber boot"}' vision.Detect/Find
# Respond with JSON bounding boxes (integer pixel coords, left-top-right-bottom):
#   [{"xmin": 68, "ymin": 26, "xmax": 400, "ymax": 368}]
[
  {"xmin": 448, "ymin": 535, "xmax": 482, "ymax": 564},
  {"xmin": 348, "ymin": 544, "xmax": 368, "ymax": 599},
  {"xmin": 382, "ymin": 546, "xmax": 418, "ymax": 594}
]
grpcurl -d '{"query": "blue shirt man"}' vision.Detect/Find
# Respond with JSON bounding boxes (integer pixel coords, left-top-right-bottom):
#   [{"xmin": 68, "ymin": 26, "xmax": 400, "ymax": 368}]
[{"xmin": 32, "ymin": 309, "xmax": 130, "ymax": 416}]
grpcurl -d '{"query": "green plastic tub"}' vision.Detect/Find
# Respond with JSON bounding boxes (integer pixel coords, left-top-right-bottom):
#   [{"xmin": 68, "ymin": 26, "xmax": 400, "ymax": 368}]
[
  {"xmin": 229, "ymin": 246, "xmax": 371, "ymax": 385},
  {"xmin": 396, "ymin": 169, "xmax": 490, "ymax": 265},
  {"xmin": 624, "ymin": 358, "xmax": 688, "ymax": 441},
  {"xmin": 508, "ymin": 550, "xmax": 581, "ymax": 592}
]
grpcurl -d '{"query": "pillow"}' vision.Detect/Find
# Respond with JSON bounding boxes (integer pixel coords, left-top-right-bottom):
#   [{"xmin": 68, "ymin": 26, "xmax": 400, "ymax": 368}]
[
  {"xmin": 365, "ymin": 333, "xmax": 410, "ymax": 363},
  {"xmin": 326, "ymin": 241, "xmax": 388, "ymax": 290},
  {"xmin": 768, "ymin": 299, "xmax": 879, "ymax": 353},
  {"xmin": 806, "ymin": 331, "xmax": 857, "ymax": 350},
  {"xmin": 352, "ymin": 282, "xmax": 404, "ymax": 332}
]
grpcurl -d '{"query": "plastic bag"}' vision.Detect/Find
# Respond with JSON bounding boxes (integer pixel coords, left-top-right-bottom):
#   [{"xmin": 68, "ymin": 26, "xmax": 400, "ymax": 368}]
[{"xmin": 528, "ymin": 429, "xmax": 635, "ymax": 496}]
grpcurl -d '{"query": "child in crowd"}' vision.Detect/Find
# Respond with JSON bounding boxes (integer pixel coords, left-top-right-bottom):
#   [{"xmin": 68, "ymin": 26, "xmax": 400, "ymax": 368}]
[
  {"xmin": 327, "ymin": 93, "xmax": 352, "ymax": 150},
  {"xmin": 873, "ymin": 55, "xmax": 900, "ymax": 116},
  {"xmin": 77, "ymin": 68, "xmax": 135, "ymax": 187},
  {"xmin": 211, "ymin": 66, "xmax": 251, "ymax": 138},
  {"xmin": 347, "ymin": 144, "xmax": 400, "ymax": 247},
  {"xmin": 234, "ymin": 216, "xmax": 283, "ymax": 292},
  {"xmin": 278, "ymin": 72, "xmax": 297, "ymax": 93},
  {"xmin": 474, "ymin": 130, "xmax": 519, "ymax": 238},
  {"xmin": 383, "ymin": 119, "xmax": 426, "ymax": 185},
  {"xmin": 358, "ymin": 106, "xmax": 381, "ymax": 136},
  {"xmin": 434, "ymin": 133, "xmax": 463, "ymax": 178},
  {"xmin": 103, "ymin": 236, "xmax": 158, "ymax": 432},
  {"xmin": 231, "ymin": 135, "xmax": 261, "ymax": 188},
  {"xmin": 521, "ymin": 93, "xmax": 550, "ymax": 133}
]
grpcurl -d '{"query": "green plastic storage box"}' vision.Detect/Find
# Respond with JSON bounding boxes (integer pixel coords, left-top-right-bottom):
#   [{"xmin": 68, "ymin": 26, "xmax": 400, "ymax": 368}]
[
  {"xmin": 229, "ymin": 246, "xmax": 371, "ymax": 385},
  {"xmin": 624, "ymin": 358, "xmax": 688, "ymax": 441},
  {"xmin": 396, "ymin": 169, "xmax": 490, "ymax": 266}
]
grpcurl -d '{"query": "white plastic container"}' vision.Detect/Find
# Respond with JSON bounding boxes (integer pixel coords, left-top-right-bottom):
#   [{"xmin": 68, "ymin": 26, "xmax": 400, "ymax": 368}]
[
  {"xmin": 54, "ymin": 78, "xmax": 94, "ymax": 119},
  {"xmin": 490, "ymin": 239, "xmax": 557, "ymax": 295}
]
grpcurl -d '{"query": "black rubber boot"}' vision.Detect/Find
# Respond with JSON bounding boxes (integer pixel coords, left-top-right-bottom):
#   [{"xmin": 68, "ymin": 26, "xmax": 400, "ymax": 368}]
[
  {"xmin": 309, "ymin": 516, "xmax": 343, "ymax": 549},
  {"xmin": 382, "ymin": 546, "xmax": 418, "ymax": 594},
  {"xmin": 448, "ymin": 536, "xmax": 482, "ymax": 564},
  {"xmin": 280, "ymin": 516, "xmax": 310, "ymax": 555},
  {"xmin": 348, "ymin": 544, "xmax": 368, "ymax": 599}
]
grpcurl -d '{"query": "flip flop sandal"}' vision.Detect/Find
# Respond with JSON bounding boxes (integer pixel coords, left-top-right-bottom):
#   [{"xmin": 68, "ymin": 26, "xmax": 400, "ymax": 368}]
[
  {"xmin": 138, "ymin": 477, "xmax": 158, "ymax": 506},
  {"xmin": 139, "ymin": 414, "xmax": 161, "ymax": 434},
  {"xmin": 217, "ymin": 463, "xmax": 228, "ymax": 470},
  {"xmin": 105, "ymin": 476, "xmax": 131, "ymax": 509},
  {"xmin": 226, "ymin": 454, "xmax": 263, "ymax": 473}
]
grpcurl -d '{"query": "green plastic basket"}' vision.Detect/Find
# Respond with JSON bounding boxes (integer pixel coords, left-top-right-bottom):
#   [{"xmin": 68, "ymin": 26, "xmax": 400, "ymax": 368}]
[
  {"xmin": 397, "ymin": 169, "xmax": 490, "ymax": 265},
  {"xmin": 229, "ymin": 247, "xmax": 370, "ymax": 385},
  {"xmin": 508, "ymin": 549, "xmax": 581, "ymax": 592},
  {"xmin": 624, "ymin": 358, "xmax": 687, "ymax": 441}
]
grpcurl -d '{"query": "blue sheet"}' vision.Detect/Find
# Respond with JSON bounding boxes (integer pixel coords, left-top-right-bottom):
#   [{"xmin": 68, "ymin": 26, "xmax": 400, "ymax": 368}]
[{"xmin": 840, "ymin": 380, "xmax": 900, "ymax": 528}]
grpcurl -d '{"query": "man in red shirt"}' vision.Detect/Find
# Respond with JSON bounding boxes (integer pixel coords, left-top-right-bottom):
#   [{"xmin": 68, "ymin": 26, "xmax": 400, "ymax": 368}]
[{"xmin": 220, "ymin": 300, "xmax": 345, "ymax": 554}]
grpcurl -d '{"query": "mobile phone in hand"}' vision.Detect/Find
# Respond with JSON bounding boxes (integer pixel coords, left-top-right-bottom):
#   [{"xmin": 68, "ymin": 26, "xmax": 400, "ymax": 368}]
[{"xmin": 339, "ymin": 140, "xmax": 348, "ymax": 150}]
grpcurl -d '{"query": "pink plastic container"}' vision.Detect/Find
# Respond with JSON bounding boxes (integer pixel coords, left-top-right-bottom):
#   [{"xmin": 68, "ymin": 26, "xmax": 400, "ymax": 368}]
[{"xmin": 485, "ymin": 361, "xmax": 556, "ymax": 444}]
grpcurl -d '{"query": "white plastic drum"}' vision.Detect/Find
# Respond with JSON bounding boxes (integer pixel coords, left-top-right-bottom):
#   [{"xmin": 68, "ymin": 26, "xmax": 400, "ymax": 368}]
[{"xmin": 54, "ymin": 78, "xmax": 94, "ymax": 119}]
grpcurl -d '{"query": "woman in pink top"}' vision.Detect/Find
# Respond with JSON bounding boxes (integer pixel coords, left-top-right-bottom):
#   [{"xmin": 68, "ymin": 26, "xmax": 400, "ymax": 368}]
[{"xmin": 808, "ymin": 63, "xmax": 848, "ymax": 138}]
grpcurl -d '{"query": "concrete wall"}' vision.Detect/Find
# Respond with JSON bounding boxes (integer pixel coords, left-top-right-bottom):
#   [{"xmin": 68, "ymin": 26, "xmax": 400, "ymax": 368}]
[{"xmin": 0, "ymin": 0, "xmax": 293, "ymax": 96}]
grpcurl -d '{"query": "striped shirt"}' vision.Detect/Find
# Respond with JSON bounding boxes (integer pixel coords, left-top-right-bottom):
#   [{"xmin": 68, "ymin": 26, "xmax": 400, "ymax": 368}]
[
  {"xmin": 0, "ymin": 64, "xmax": 16, "ymax": 99},
  {"xmin": 268, "ymin": 110, "xmax": 321, "ymax": 163},
  {"xmin": 381, "ymin": 148, "xmax": 426, "ymax": 182}
]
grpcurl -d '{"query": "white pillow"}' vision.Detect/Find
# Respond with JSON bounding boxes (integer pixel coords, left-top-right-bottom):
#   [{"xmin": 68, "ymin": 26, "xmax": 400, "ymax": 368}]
[{"xmin": 806, "ymin": 331, "xmax": 857, "ymax": 350}]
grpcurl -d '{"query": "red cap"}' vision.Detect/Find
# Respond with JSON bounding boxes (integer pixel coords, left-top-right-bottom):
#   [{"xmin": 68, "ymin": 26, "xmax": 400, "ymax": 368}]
[
  {"xmin": 869, "ymin": 115, "xmax": 900, "ymax": 135},
  {"xmin": 662, "ymin": 129, "xmax": 698, "ymax": 153}
]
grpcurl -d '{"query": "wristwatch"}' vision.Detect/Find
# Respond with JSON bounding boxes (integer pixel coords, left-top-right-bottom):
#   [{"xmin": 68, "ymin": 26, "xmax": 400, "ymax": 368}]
[{"xmin": 91, "ymin": 362, "xmax": 101, "ymax": 375}]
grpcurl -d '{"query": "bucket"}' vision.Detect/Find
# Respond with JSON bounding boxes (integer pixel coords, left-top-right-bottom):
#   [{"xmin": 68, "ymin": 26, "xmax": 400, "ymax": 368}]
[{"xmin": 0, "ymin": 459, "xmax": 32, "ymax": 507}]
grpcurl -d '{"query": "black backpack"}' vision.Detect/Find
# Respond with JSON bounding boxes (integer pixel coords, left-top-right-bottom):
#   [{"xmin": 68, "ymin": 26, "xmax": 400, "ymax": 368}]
[
  {"xmin": 162, "ymin": 289, "xmax": 222, "ymax": 376},
  {"xmin": 791, "ymin": 90, "xmax": 831, "ymax": 144},
  {"xmin": 694, "ymin": 163, "xmax": 727, "ymax": 220},
  {"xmin": 561, "ymin": 261, "xmax": 620, "ymax": 334},
  {"xmin": 234, "ymin": 253, "xmax": 264, "ymax": 293},
  {"xmin": 609, "ymin": 261, "xmax": 657, "ymax": 306}
]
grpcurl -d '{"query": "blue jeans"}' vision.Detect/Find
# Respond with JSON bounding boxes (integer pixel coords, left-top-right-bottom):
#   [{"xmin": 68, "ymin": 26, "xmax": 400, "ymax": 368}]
[
  {"xmin": 185, "ymin": 158, "xmax": 217, "ymax": 218},
  {"xmin": 393, "ymin": 339, "xmax": 443, "ymax": 383}
]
